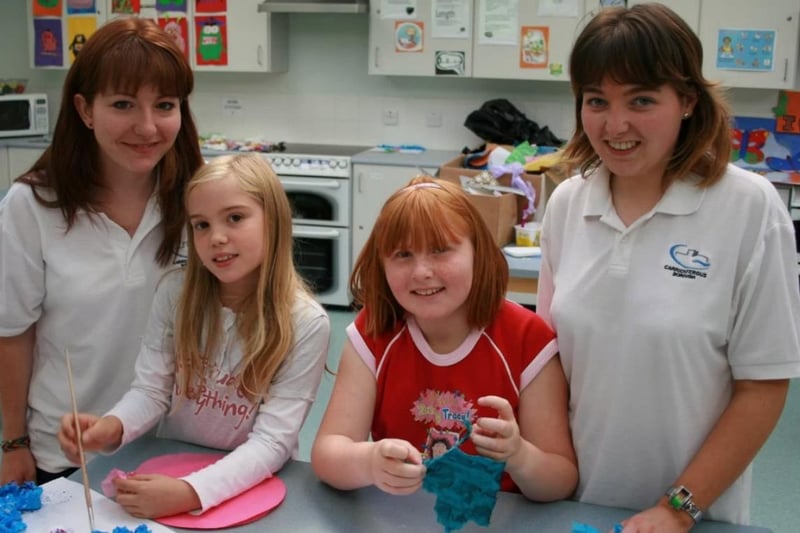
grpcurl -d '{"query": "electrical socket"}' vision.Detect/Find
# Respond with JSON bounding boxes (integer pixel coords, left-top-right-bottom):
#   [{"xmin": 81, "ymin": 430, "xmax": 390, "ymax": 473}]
[
  {"xmin": 426, "ymin": 110, "xmax": 443, "ymax": 128},
  {"xmin": 382, "ymin": 108, "xmax": 399, "ymax": 126}
]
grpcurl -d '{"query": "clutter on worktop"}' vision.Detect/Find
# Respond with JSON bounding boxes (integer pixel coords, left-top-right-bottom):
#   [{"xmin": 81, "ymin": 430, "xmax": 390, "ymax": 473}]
[{"xmin": 199, "ymin": 133, "xmax": 286, "ymax": 153}]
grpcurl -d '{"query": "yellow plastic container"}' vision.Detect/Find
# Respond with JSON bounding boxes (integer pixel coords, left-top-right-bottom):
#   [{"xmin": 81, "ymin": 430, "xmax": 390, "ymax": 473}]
[{"xmin": 514, "ymin": 222, "xmax": 541, "ymax": 247}]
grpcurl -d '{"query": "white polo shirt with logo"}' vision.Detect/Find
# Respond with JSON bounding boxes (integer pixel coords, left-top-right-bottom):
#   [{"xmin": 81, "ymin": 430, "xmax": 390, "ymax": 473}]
[{"xmin": 538, "ymin": 164, "xmax": 800, "ymax": 524}]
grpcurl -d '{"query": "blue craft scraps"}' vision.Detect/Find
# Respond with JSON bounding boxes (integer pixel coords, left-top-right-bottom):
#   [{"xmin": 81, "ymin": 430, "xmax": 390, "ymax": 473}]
[
  {"xmin": 92, "ymin": 526, "xmax": 152, "ymax": 533},
  {"xmin": 422, "ymin": 422, "xmax": 505, "ymax": 533},
  {"xmin": 572, "ymin": 520, "xmax": 624, "ymax": 533},
  {"xmin": 0, "ymin": 481, "xmax": 42, "ymax": 532},
  {"xmin": 0, "ymin": 480, "xmax": 151, "ymax": 533}
]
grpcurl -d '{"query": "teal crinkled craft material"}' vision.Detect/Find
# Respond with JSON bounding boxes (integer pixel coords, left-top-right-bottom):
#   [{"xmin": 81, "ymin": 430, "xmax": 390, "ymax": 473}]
[{"xmin": 422, "ymin": 421, "xmax": 505, "ymax": 533}]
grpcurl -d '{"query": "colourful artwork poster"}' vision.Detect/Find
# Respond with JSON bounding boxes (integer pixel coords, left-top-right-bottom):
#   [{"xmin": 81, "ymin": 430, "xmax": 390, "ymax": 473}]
[
  {"xmin": 196, "ymin": 0, "xmax": 226, "ymax": 13},
  {"xmin": 67, "ymin": 16, "xmax": 96, "ymax": 64},
  {"xmin": 773, "ymin": 90, "xmax": 800, "ymax": 135},
  {"xmin": 112, "ymin": 0, "xmax": 141, "ymax": 14},
  {"xmin": 34, "ymin": 18, "xmax": 64, "ymax": 67},
  {"xmin": 195, "ymin": 16, "xmax": 228, "ymax": 66},
  {"xmin": 395, "ymin": 21, "xmax": 423, "ymax": 53},
  {"xmin": 33, "ymin": 0, "xmax": 62, "ymax": 17},
  {"xmin": 157, "ymin": 0, "xmax": 187, "ymax": 11},
  {"xmin": 66, "ymin": 0, "xmax": 96, "ymax": 14},
  {"xmin": 160, "ymin": 17, "xmax": 189, "ymax": 59},
  {"xmin": 731, "ymin": 115, "xmax": 800, "ymax": 183},
  {"xmin": 520, "ymin": 26, "xmax": 548, "ymax": 68},
  {"xmin": 716, "ymin": 28, "xmax": 776, "ymax": 72}
]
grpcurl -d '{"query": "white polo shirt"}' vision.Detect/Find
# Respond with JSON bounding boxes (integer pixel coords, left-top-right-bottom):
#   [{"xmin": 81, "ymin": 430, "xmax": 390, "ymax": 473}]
[
  {"xmin": 538, "ymin": 164, "xmax": 800, "ymax": 524},
  {"xmin": 0, "ymin": 182, "xmax": 182, "ymax": 473}
]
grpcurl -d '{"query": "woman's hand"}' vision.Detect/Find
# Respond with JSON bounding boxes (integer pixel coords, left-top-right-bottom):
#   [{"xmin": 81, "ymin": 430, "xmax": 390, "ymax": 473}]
[
  {"xmin": 369, "ymin": 438, "xmax": 426, "ymax": 495},
  {"xmin": 114, "ymin": 474, "xmax": 201, "ymax": 518},
  {"xmin": 619, "ymin": 504, "xmax": 695, "ymax": 533},
  {"xmin": 57, "ymin": 413, "xmax": 123, "ymax": 462},
  {"xmin": 0, "ymin": 448, "xmax": 36, "ymax": 484},
  {"xmin": 471, "ymin": 395, "xmax": 523, "ymax": 464}
]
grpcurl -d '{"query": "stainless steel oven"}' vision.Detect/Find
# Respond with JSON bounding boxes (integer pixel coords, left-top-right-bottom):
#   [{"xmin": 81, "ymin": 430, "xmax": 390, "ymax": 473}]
[{"xmin": 262, "ymin": 144, "xmax": 369, "ymax": 308}]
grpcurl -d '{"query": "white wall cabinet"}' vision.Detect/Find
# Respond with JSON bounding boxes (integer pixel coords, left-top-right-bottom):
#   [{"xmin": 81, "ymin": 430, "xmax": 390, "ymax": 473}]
[
  {"xmin": 369, "ymin": 0, "xmax": 587, "ymax": 80},
  {"xmin": 626, "ymin": 0, "xmax": 700, "ymax": 33},
  {"xmin": 27, "ymin": 0, "xmax": 287, "ymax": 73},
  {"xmin": 698, "ymin": 0, "xmax": 799, "ymax": 89},
  {"xmin": 369, "ymin": 0, "xmax": 800, "ymax": 90},
  {"xmin": 194, "ymin": 0, "xmax": 288, "ymax": 73},
  {"xmin": 368, "ymin": 0, "xmax": 474, "ymax": 76},
  {"xmin": 472, "ymin": 0, "xmax": 586, "ymax": 81},
  {"xmin": 351, "ymin": 163, "xmax": 420, "ymax": 265}
]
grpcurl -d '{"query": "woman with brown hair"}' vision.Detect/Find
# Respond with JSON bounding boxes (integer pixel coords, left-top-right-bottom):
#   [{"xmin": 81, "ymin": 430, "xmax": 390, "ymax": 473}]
[
  {"xmin": 538, "ymin": 3, "xmax": 800, "ymax": 530},
  {"xmin": 0, "ymin": 16, "xmax": 203, "ymax": 485}
]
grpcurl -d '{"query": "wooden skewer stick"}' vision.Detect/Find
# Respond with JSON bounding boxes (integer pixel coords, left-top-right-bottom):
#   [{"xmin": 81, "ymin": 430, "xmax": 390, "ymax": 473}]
[{"xmin": 65, "ymin": 348, "xmax": 95, "ymax": 532}]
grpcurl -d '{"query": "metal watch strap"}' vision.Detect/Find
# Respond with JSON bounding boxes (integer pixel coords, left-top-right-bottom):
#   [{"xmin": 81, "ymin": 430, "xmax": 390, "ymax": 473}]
[{"xmin": 666, "ymin": 485, "xmax": 703, "ymax": 523}]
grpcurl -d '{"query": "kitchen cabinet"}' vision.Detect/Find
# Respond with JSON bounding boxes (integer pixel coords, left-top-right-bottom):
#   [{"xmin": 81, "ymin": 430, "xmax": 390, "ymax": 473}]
[
  {"xmin": 369, "ymin": 0, "xmax": 588, "ymax": 80},
  {"xmin": 472, "ymin": 0, "xmax": 587, "ymax": 81},
  {"xmin": 351, "ymin": 163, "xmax": 419, "ymax": 264},
  {"xmin": 698, "ymin": 0, "xmax": 800, "ymax": 89},
  {"xmin": 193, "ymin": 0, "xmax": 288, "ymax": 73},
  {"xmin": 368, "ymin": 0, "xmax": 474, "ymax": 76},
  {"xmin": 27, "ymin": 0, "xmax": 287, "ymax": 73},
  {"xmin": 626, "ymin": 0, "xmax": 699, "ymax": 33}
]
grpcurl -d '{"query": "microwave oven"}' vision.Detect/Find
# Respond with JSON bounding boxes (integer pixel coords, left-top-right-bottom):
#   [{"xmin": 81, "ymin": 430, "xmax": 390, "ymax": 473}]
[{"xmin": 0, "ymin": 93, "xmax": 49, "ymax": 138}]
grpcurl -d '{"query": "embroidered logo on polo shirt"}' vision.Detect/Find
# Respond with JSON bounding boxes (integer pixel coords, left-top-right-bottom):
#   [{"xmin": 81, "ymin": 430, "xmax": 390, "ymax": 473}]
[{"xmin": 664, "ymin": 244, "xmax": 710, "ymax": 279}]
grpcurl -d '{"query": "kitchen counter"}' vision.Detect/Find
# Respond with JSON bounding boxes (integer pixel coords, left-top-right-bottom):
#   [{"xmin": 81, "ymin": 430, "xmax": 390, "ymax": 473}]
[{"xmin": 351, "ymin": 147, "xmax": 461, "ymax": 172}]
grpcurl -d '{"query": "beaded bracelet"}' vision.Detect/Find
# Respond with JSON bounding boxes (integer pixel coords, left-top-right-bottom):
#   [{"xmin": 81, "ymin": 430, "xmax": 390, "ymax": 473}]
[{"xmin": 1, "ymin": 435, "xmax": 31, "ymax": 453}]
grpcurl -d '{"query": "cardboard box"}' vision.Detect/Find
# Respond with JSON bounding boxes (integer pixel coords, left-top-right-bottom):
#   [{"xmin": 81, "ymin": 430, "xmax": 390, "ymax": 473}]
[
  {"xmin": 438, "ymin": 155, "xmax": 548, "ymax": 245},
  {"xmin": 438, "ymin": 174, "xmax": 518, "ymax": 246}
]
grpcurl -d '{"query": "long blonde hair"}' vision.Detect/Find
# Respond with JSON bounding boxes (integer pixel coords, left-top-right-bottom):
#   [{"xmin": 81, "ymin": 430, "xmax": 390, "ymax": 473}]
[{"xmin": 175, "ymin": 154, "xmax": 309, "ymax": 402}]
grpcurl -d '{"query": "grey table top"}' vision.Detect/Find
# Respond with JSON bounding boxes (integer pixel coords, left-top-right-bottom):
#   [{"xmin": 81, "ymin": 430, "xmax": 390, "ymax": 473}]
[{"xmin": 71, "ymin": 436, "xmax": 771, "ymax": 533}]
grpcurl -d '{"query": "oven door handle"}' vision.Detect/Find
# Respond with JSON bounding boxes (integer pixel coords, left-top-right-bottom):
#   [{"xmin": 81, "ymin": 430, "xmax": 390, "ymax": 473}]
[
  {"xmin": 292, "ymin": 227, "xmax": 343, "ymax": 239},
  {"xmin": 281, "ymin": 178, "xmax": 342, "ymax": 190}
]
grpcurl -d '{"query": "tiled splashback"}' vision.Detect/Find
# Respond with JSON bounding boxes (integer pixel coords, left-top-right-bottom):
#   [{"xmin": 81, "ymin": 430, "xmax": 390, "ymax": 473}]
[{"xmin": 189, "ymin": 89, "xmax": 575, "ymax": 150}]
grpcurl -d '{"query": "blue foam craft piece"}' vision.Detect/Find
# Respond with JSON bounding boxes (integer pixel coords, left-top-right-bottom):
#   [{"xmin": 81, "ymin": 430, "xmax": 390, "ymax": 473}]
[
  {"xmin": 91, "ymin": 526, "xmax": 152, "ymax": 533},
  {"xmin": 572, "ymin": 521, "xmax": 625, "ymax": 533},
  {"xmin": 0, "ymin": 481, "xmax": 42, "ymax": 532},
  {"xmin": 422, "ymin": 421, "xmax": 505, "ymax": 533}
]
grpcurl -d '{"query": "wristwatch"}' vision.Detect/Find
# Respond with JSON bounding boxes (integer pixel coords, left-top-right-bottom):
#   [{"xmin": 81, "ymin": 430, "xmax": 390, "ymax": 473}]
[{"xmin": 665, "ymin": 485, "xmax": 703, "ymax": 523}]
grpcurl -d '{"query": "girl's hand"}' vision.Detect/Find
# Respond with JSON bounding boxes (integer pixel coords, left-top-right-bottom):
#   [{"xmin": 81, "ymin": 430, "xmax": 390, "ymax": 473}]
[
  {"xmin": 369, "ymin": 439, "xmax": 426, "ymax": 495},
  {"xmin": 57, "ymin": 414, "xmax": 123, "ymax": 462},
  {"xmin": 114, "ymin": 474, "xmax": 201, "ymax": 518},
  {"xmin": 619, "ymin": 504, "xmax": 694, "ymax": 533},
  {"xmin": 471, "ymin": 395, "xmax": 523, "ymax": 464}
]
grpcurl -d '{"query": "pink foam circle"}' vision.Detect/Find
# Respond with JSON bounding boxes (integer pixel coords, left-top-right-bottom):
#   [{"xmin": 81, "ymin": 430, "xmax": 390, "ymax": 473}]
[{"xmin": 133, "ymin": 452, "xmax": 286, "ymax": 529}]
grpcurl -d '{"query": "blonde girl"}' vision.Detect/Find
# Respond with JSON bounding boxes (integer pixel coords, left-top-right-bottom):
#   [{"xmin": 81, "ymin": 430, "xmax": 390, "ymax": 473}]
[{"xmin": 59, "ymin": 154, "xmax": 330, "ymax": 518}]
